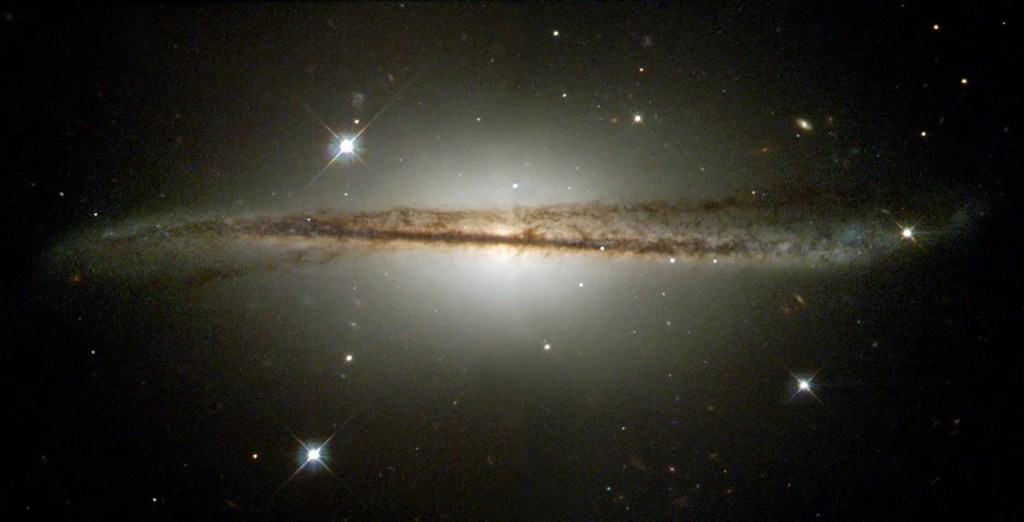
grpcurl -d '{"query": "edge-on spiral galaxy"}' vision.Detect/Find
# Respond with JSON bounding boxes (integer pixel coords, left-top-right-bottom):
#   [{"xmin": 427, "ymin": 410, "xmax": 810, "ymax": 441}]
[{"xmin": 48, "ymin": 194, "xmax": 977, "ymax": 285}]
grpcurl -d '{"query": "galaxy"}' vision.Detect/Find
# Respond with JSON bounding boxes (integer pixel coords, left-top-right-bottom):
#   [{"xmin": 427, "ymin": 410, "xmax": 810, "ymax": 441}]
[
  {"xmin": 7, "ymin": 2, "xmax": 1021, "ymax": 519},
  {"xmin": 51, "ymin": 194, "xmax": 974, "ymax": 285}
]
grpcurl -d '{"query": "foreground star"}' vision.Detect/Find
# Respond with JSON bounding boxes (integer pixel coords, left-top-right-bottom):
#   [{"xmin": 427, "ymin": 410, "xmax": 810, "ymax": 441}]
[
  {"xmin": 338, "ymin": 138, "xmax": 355, "ymax": 155},
  {"xmin": 306, "ymin": 447, "xmax": 322, "ymax": 463},
  {"xmin": 898, "ymin": 224, "xmax": 918, "ymax": 245},
  {"xmin": 891, "ymin": 217, "xmax": 923, "ymax": 248},
  {"xmin": 271, "ymin": 436, "xmax": 336, "ymax": 498},
  {"xmin": 270, "ymin": 412, "xmax": 361, "ymax": 499},
  {"xmin": 301, "ymin": 95, "xmax": 399, "ymax": 190},
  {"xmin": 790, "ymin": 370, "xmax": 823, "ymax": 404}
]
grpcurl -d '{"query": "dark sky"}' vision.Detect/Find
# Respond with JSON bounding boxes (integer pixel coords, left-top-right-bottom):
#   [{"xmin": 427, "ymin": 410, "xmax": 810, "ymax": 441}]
[{"xmin": 5, "ymin": 2, "xmax": 1022, "ymax": 519}]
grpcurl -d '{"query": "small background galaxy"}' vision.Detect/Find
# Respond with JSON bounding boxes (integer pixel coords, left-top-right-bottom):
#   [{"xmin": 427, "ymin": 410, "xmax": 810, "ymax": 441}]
[{"xmin": 4, "ymin": 2, "xmax": 1022, "ymax": 519}]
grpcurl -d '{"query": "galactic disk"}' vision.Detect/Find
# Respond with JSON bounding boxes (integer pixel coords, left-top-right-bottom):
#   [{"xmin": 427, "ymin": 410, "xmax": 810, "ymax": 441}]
[{"xmin": 48, "ymin": 196, "xmax": 972, "ymax": 284}]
